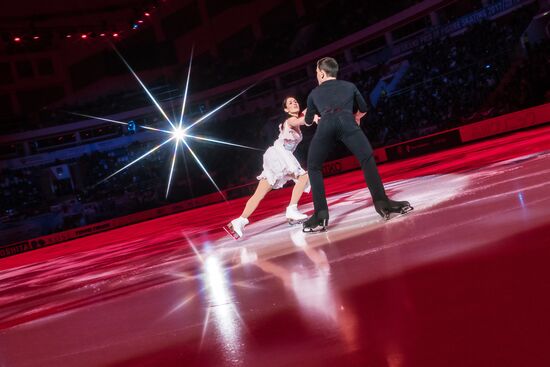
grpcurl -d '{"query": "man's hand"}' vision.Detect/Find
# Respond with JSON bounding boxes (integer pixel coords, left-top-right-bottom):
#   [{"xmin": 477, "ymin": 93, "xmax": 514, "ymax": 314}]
[{"xmin": 354, "ymin": 111, "xmax": 366, "ymax": 125}]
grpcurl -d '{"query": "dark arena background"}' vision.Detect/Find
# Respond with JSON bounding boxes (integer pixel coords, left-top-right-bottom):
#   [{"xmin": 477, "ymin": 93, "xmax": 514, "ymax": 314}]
[{"xmin": 1, "ymin": 0, "xmax": 550, "ymax": 366}]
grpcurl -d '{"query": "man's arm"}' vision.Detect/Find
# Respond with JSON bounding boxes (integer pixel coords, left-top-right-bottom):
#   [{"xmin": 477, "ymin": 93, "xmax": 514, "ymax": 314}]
[
  {"xmin": 304, "ymin": 93, "xmax": 319, "ymax": 125},
  {"xmin": 287, "ymin": 109, "xmax": 320, "ymax": 127},
  {"xmin": 353, "ymin": 86, "xmax": 368, "ymax": 124},
  {"xmin": 354, "ymin": 111, "xmax": 366, "ymax": 125}
]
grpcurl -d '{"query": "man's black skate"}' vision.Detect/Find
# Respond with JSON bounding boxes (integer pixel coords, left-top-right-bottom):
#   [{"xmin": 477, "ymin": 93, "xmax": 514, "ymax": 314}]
[
  {"xmin": 303, "ymin": 210, "xmax": 329, "ymax": 233},
  {"xmin": 374, "ymin": 199, "xmax": 413, "ymax": 221}
]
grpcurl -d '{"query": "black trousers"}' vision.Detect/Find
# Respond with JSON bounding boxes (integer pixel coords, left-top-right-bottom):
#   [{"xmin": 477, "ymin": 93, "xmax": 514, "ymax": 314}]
[{"xmin": 307, "ymin": 112, "xmax": 387, "ymax": 215}]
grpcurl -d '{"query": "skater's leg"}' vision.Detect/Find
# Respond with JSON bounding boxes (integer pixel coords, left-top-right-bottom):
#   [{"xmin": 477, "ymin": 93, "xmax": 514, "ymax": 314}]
[
  {"xmin": 344, "ymin": 130, "xmax": 413, "ymax": 217},
  {"xmin": 286, "ymin": 173, "xmax": 309, "ymax": 224},
  {"xmin": 225, "ymin": 179, "xmax": 272, "ymax": 240},
  {"xmin": 362, "ymin": 154, "xmax": 387, "ymax": 201},
  {"xmin": 303, "ymin": 121, "xmax": 335, "ymax": 232},
  {"xmin": 307, "ymin": 127, "xmax": 334, "ymax": 216},
  {"xmin": 340, "ymin": 123, "xmax": 387, "ymax": 202},
  {"xmin": 241, "ymin": 179, "xmax": 272, "ymax": 218},
  {"xmin": 338, "ymin": 118, "xmax": 412, "ymax": 218},
  {"xmin": 289, "ymin": 173, "xmax": 309, "ymax": 205}
]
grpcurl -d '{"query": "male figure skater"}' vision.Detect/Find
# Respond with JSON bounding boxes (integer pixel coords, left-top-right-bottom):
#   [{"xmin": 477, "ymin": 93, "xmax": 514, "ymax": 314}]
[{"xmin": 303, "ymin": 57, "xmax": 412, "ymax": 232}]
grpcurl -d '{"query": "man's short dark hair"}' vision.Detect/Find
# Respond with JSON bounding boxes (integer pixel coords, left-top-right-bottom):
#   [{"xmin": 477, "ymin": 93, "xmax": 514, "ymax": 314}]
[{"xmin": 317, "ymin": 57, "xmax": 339, "ymax": 77}]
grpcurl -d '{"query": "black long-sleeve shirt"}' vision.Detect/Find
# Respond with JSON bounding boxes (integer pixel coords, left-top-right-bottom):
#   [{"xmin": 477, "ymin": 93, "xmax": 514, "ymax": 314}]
[{"xmin": 304, "ymin": 79, "xmax": 368, "ymax": 125}]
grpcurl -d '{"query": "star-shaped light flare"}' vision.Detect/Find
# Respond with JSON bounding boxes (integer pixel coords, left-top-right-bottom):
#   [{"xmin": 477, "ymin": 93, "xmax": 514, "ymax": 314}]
[{"xmin": 68, "ymin": 45, "xmax": 261, "ymax": 199}]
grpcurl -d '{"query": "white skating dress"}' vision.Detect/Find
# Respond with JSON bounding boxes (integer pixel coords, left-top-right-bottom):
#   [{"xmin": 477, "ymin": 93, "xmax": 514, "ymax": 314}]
[{"xmin": 257, "ymin": 121, "xmax": 310, "ymax": 192}]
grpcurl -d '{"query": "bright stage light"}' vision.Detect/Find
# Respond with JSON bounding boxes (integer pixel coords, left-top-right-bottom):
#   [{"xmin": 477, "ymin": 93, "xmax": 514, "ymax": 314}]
[
  {"xmin": 173, "ymin": 128, "xmax": 186, "ymax": 141},
  {"xmin": 74, "ymin": 44, "xmax": 261, "ymax": 199}
]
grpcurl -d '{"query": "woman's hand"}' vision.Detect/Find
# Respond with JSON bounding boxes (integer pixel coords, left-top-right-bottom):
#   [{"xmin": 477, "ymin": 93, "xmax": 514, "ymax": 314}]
[{"xmin": 313, "ymin": 114, "xmax": 320, "ymax": 124}]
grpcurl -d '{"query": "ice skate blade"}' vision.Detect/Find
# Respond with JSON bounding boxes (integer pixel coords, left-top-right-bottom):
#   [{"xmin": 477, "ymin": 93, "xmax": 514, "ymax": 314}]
[
  {"xmin": 223, "ymin": 224, "xmax": 240, "ymax": 240},
  {"xmin": 303, "ymin": 226, "xmax": 327, "ymax": 233},
  {"xmin": 302, "ymin": 218, "xmax": 329, "ymax": 233},
  {"xmin": 382, "ymin": 206, "xmax": 414, "ymax": 221}
]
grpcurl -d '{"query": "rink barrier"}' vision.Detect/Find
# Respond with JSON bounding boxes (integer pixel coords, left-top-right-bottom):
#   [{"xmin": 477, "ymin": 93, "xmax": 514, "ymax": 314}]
[{"xmin": 2, "ymin": 103, "xmax": 549, "ymax": 258}]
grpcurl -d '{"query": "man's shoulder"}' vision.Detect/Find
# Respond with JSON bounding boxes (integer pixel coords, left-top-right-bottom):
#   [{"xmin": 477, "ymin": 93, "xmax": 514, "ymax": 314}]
[
  {"xmin": 308, "ymin": 85, "xmax": 322, "ymax": 97},
  {"xmin": 323, "ymin": 79, "xmax": 356, "ymax": 90},
  {"xmin": 338, "ymin": 80, "xmax": 357, "ymax": 89},
  {"xmin": 310, "ymin": 79, "xmax": 356, "ymax": 96}
]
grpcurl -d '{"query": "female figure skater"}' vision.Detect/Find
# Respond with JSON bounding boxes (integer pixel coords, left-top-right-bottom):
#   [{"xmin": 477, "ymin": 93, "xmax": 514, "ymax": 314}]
[{"xmin": 224, "ymin": 96, "xmax": 317, "ymax": 240}]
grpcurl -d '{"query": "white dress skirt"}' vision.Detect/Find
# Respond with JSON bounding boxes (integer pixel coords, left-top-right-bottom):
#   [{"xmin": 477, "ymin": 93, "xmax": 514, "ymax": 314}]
[{"xmin": 257, "ymin": 121, "xmax": 311, "ymax": 192}]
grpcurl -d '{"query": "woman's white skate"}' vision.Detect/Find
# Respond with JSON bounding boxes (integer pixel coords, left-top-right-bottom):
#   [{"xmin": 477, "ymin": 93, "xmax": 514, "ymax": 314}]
[
  {"xmin": 223, "ymin": 217, "xmax": 249, "ymax": 240},
  {"xmin": 286, "ymin": 204, "xmax": 308, "ymax": 225}
]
